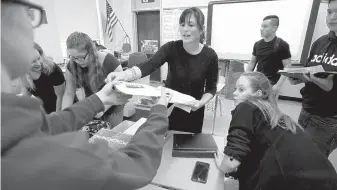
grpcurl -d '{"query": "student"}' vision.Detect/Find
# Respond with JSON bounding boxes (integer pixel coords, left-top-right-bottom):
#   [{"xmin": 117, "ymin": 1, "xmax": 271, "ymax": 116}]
[
  {"xmin": 62, "ymin": 32, "xmax": 124, "ymax": 127},
  {"xmin": 246, "ymin": 15, "xmax": 292, "ymax": 96},
  {"xmin": 1, "ymin": 1, "xmax": 171, "ymax": 190},
  {"xmin": 106, "ymin": 7, "xmax": 218, "ymax": 133},
  {"xmin": 215, "ymin": 72, "xmax": 337, "ymax": 190},
  {"xmin": 289, "ymin": 0, "xmax": 337, "ymax": 157},
  {"xmin": 21, "ymin": 42, "xmax": 65, "ymax": 113}
]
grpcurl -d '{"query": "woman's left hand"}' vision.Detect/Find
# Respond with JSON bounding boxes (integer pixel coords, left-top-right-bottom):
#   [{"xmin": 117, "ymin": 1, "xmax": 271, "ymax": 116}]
[{"xmin": 186, "ymin": 100, "xmax": 204, "ymax": 111}]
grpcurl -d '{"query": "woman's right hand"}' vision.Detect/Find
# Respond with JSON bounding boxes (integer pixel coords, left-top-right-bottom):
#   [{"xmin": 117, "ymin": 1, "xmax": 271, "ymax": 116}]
[{"xmin": 105, "ymin": 71, "xmax": 127, "ymax": 83}]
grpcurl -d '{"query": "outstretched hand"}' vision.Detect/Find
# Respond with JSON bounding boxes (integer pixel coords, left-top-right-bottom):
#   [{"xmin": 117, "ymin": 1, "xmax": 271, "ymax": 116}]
[
  {"xmin": 104, "ymin": 71, "xmax": 127, "ymax": 83},
  {"xmin": 154, "ymin": 87, "xmax": 172, "ymax": 107},
  {"xmin": 96, "ymin": 81, "xmax": 132, "ymax": 107}
]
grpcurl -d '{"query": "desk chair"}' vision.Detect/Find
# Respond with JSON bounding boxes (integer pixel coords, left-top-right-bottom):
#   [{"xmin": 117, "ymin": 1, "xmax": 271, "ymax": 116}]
[{"xmin": 128, "ymin": 52, "xmax": 148, "ymax": 68}]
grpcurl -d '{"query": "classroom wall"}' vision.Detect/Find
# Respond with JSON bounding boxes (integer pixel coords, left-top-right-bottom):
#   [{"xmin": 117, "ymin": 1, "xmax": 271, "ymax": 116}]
[
  {"xmin": 162, "ymin": 0, "xmax": 210, "ymax": 8},
  {"xmin": 53, "ymin": 0, "xmax": 100, "ymax": 43},
  {"xmin": 312, "ymin": 3, "xmax": 329, "ymax": 44},
  {"xmin": 31, "ymin": 0, "xmax": 63, "ymax": 63},
  {"xmin": 133, "ymin": 0, "xmax": 160, "ymax": 10},
  {"xmin": 98, "ymin": 0, "xmax": 135, "ymax": 52}
]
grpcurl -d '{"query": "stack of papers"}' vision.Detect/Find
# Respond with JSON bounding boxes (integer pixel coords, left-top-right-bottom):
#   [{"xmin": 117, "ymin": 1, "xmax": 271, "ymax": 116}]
[
  {"xmin": 278, "ymin": 65, "xmax": 337, "ymax": 79},
  {"xmin": 115, "ymin": 82, "xmax": 196, "ymax": 113}
]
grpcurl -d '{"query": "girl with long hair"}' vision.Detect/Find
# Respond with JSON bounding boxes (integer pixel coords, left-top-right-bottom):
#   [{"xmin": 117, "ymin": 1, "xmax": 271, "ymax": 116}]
[
  {"xmin": 215, "ymin": 72, "xmax": 337, "ymax": 190},
  {"xmin": 21, "ymin": 42, "xmax": 65, "ymax": 113},
  {"xmin": 62, "ymin": 32, "xmax": 124, "ymax": 127}
]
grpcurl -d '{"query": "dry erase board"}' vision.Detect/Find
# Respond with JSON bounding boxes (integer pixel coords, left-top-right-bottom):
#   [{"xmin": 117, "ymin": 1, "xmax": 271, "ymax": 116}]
[
  {"xmin": 161, "ymin": 7, "xmax": 207, "ymax": 45},
  {"xmin": 206, "ymin": 0, "xmax": 320, "ymax": 64}
]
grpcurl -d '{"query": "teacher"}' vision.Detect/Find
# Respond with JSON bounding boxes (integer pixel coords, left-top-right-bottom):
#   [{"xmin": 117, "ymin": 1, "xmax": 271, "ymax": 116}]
[{"xmin": 106, "ymin": 7, "xmax": 218, "ymax": 133}]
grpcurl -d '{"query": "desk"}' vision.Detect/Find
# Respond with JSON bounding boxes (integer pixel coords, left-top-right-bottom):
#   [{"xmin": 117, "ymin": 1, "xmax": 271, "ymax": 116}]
[
  {"xmin": 152, "ymin": 132, "xmax": 225, "ymax": 190},
  {"xmin": 111, "ymin": 121, "xmax": 226, "ymax": 190}
]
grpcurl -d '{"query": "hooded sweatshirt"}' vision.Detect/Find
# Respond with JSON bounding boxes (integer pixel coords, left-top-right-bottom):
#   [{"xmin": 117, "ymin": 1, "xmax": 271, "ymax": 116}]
[
  {"xmin": 300, "ymin": 31, "xmax": 337, "ymax": 117},
  {"xmin": 1, "ymin": 92, "xmax": 168, "ymax": 190}
]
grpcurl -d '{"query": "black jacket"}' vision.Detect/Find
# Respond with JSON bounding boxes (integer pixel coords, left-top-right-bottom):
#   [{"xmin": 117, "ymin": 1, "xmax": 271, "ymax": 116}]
[{"xmin": 224, "ymin": 102, "xmax": 337, "ymax": 190}]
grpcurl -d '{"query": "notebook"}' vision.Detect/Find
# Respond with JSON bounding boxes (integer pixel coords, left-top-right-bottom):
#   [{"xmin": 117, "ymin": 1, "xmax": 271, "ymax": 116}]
[{"xmin": 172, "ymin": 133, "xmax": 218, "ymax": 158}]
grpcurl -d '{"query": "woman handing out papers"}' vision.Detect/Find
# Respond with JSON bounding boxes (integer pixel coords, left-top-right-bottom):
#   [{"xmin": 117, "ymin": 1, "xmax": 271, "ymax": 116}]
[{"xmin": 106, "ymin": 8, "xmax": 218, "ymax": 133}]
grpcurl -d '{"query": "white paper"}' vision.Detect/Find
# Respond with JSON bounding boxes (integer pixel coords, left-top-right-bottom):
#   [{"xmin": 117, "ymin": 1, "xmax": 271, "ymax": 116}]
[
  {"xmin": 157, "ymin": 86, "xmax": 195, "ymax": 105},
  {"xmin": 115, "ymin": 82, "xmax": 196, "ymax": 106},
  {"xmin": 173, "ymin": 103, "xmax": 192, "ymax": 113},
  {"xmin": 282, "ymin": 65, "xmax": 325, "ymax": 73},
  {"xmin": 217, "ymin": 83, "xmax": 225, "ymax": 93},
  {"xmin": 115, "ymin": 82, "xmax": 160, "ymax": 97},
  {"xmin": 123, "ymin": 118, "xmax": 147, "ymax": 135}
]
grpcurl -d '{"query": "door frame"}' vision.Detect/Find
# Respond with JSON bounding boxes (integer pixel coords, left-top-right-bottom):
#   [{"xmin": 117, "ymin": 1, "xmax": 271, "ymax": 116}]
[{"xmin": 132, "ymin": 8, "xmax": 160, "ymax": 52}]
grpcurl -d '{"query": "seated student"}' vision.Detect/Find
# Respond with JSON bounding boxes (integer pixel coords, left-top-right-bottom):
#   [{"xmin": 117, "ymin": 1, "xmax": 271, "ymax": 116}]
[
  {"xmin": 20, "ymin": 42, "xmax": 65, "ymax": 113},
  {"xmin": 1, "ymin": 1, "xmax": 171, "ymax": 189},
  {"xmin": 214, "ymin": 72, "xmax": 337, "ymax": 190},
  {"xmin": 62, "ymin": 32, "xmax": 124, "ymax": 127}
]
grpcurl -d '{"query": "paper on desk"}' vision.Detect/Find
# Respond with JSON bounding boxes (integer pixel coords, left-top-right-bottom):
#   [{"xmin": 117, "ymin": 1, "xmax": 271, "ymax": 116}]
[{"xmin": 123, "ymin": 118, "xmax": 147, "ymax": 135}]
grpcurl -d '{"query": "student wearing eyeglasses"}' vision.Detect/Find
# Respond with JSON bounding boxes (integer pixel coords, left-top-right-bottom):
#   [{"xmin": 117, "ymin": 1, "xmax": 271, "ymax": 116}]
[
  {"xmin": 20, "ymin": 42, "xmax": 65, "ymax": 113},
  {"xmin": 62, "ymin": 32, "xmax": 124, "ymax": 127},
  {"xmin": 1, "ymin": 1, "xmax": 171, "ymax": 190}
]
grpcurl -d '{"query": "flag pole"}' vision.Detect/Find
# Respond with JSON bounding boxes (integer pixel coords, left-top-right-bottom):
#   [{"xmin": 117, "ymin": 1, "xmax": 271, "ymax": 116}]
[{"xmin": 118, "ymin": 20, "xmax": 129, "ymax": 38}]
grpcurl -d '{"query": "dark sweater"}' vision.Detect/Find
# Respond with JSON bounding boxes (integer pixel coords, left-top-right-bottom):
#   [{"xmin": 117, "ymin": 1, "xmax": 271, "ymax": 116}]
[
  {"xmin": 300, "ymin": 31, "xmax": 337, "ymax": 117},
  {"xmin": 1, "ymin": 92, "xmax": 169, "ymax": 190},
  {"xmin": 137, "ymin": 40, "xmax": 218, "ymax": 133},
  {"xmin": 28, "ymin": 64, "xmax": 65, "ymax": 114},
  {"xmin": 224, "ymin": 102, "xmax": 337, "ymax": 190}
]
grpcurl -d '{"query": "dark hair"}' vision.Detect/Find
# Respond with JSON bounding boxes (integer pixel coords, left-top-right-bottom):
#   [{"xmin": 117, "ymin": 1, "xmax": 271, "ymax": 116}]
[
  {"xmin": 329, "ymin": 0, "xmax": 335, "ymax": 4},
  {"xmin": 179, "ymin": 7, "xmax": 205, "ymax": 43},
  {"xmin": 263, "ymin": 15, "xmax": 279, "ymax": 27}
]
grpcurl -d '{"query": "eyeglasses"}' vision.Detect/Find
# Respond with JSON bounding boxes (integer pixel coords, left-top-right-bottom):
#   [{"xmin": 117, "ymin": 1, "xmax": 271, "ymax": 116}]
[
  {"xmin": 68, "ymin": 52, "xmax": 89, "ymax": 61},
  {"xmin": 3, "ymin": 0, "xmax": 44, "ymax": 28}
]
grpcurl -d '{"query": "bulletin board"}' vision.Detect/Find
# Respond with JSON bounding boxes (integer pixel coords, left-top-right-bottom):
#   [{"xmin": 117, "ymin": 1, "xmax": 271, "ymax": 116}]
[{"xmin": 161, "ymin": 7, "xmax": 207, "ymax": 45}]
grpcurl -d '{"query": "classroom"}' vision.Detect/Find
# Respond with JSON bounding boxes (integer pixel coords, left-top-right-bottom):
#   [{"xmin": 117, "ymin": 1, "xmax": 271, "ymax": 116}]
[{"xmin": 2, "ymin": 0, "xmax": 337, "ymax": 190}]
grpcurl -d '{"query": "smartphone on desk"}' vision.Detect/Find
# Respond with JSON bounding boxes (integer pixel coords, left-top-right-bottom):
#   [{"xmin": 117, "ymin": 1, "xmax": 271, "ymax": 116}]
[{"xmin": 191, "ymin": 161, "xmax": 210, "ymax": 184}]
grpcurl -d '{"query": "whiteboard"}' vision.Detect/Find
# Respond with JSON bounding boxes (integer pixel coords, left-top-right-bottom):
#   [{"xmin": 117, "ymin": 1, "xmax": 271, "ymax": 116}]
[
  {"xmin": 208, "ymin": 0, "xmax": 316, "ymax": 61},
  {"xmin": 161, "ymin": 7, "xmax": 207, "ymax": 45}
]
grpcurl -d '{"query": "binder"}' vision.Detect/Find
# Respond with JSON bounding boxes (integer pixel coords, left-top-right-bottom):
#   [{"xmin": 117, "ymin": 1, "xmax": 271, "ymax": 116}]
[{"xmin": 172, "ymin": 133, "xmax": 218, "ymax": 158}]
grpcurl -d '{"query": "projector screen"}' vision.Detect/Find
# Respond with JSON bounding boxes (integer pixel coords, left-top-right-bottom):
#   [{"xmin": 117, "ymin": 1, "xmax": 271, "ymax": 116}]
[{"xmin": 207, "ymin": 0, "xmax": 320, "ymax": 63}]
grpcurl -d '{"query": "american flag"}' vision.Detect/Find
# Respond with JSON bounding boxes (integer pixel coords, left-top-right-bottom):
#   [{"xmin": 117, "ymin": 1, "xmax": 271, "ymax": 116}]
[{"xmin": 105, "ymin": 0, "xmax": 118, "ymax": 42}]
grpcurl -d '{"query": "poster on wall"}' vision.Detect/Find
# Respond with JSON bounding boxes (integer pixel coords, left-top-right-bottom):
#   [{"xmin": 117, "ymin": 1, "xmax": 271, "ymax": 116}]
[
  {"xmin": 141, "ymin": 40, "xmax": 159, "ymax": 54},
  {"xmin": 162, "ymin": 7, "xmax": 207, "ymax": 45}
]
